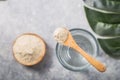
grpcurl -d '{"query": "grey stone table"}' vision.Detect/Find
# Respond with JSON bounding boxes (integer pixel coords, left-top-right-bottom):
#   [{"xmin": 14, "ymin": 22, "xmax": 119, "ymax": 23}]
[{"xmin": 0, "ymin": 0, "xmax": 120, "ymax": 80}]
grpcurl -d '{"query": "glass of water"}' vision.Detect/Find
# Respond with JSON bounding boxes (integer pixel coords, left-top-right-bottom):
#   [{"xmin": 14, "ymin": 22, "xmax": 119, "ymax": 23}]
[{"xmin": 56, "ymin": 28, "xmax": 99, "ymax": 71}]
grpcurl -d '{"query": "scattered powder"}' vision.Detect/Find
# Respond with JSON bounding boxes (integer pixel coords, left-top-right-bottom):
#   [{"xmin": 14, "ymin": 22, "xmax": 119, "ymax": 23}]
[
  {"xmin": 13, "ymin": 34, "xmax": 45, "ymax": 65},
  {"xmin": 54, "ymin": 27, "xmax": 69, "ymax": 43}
]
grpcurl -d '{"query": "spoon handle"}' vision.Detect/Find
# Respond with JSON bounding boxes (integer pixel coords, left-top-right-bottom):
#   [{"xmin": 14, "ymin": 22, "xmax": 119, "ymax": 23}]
[{"xmin": 72, "ymin": 43, "xmax": 106, "ymax": 72}]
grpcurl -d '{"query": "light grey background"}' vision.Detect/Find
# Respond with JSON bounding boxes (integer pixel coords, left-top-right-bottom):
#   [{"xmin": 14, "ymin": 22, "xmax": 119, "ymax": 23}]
[{"xmin": 0, "ymin": 0, "xmax": 120, "ymax": 80}]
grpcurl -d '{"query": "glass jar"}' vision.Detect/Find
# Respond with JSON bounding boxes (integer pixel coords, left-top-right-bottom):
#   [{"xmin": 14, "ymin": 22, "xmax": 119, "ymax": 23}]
[{"xmin": 56, "ymin": 29, "xmax": 99, "ymax": 71}]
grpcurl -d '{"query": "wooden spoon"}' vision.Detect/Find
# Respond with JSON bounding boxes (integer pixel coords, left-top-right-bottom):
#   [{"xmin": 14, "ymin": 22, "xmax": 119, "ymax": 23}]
[{"xmin": 54, "ymin": 27, "xmax": 106, "ymax": 72}]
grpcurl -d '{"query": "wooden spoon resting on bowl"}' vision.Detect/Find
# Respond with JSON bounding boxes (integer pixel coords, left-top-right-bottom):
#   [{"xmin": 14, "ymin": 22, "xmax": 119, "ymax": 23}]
[{"xmin": 54, "ymin": 27, "xmax": 106, "ymax": 72}]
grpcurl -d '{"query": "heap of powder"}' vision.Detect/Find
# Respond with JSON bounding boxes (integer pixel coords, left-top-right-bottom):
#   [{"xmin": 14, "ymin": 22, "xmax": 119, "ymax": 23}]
[
  {"xmin": 54, "ymin": 27, "xmax": 69, "ymax": 43},
  {"xmin": 13, "ymin": 34, "xmax": 45, "ymax": 66}
]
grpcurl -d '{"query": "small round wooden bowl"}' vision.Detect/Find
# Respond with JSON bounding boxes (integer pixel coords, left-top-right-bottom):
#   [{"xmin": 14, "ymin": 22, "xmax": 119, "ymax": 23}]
[{"xmin": 12, "ymin": 33, "xmax": 46, "ymax": 66}]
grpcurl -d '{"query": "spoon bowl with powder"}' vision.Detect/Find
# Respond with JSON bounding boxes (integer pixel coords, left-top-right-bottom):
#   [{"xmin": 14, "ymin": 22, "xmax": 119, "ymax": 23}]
[{"xmin": 54, "ymin": 27, "xmax": 106, "ymax": 72}]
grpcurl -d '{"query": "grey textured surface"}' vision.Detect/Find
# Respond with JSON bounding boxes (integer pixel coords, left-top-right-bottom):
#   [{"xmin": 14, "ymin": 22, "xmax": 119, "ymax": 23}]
[{"xmin": 0, "ymin": 0, "xmax": 120, "ymax": 80}]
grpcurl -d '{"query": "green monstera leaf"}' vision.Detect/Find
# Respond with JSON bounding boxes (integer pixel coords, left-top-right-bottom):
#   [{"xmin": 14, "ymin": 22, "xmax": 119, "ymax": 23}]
[
  {"xmin": 84, "ymin": 0, "xmax": 120, "ymax": 13},
  {"xmin": 98, "ymin": 37, "xmax": 120, "ymax": 58},
  {"xmin": 84, "ymin": 6, "xmax": 120, "ymax": 37},
  {"xmin": 84, "ymin": 0, "xmax": 120, "ymax": 58},
  {"xmin": 94, "ymin": 0, "xmax": 120, "ymax": 12},
  {"xmin": 94, "ymin": 22, "xmax": 120, "ymax": 37}
]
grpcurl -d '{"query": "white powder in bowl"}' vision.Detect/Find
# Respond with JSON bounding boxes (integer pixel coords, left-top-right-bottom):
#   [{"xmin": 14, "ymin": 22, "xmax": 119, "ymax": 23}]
[
  {"xmin": 54, "ymin": 27, "xmax": 69, "ymax": 44},
  {"xmin": 13, "ymin": 34, "xmax": 46, "ymax": 66}
]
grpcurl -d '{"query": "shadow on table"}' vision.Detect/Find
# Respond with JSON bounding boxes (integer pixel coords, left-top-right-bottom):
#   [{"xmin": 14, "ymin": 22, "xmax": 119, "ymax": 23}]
[{"xmin": 25, "ymin": 44, "xmax": 53, "ymax": 74}]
